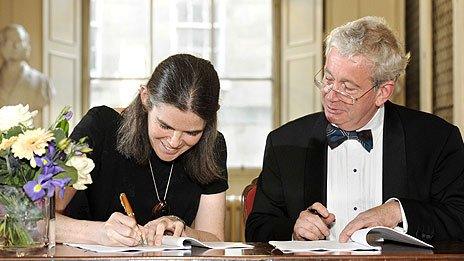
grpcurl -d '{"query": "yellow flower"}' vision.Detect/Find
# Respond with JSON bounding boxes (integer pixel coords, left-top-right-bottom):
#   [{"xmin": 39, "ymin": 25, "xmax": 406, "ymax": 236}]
[
  {"xmin": 11, "ymin": 128, "xmax": 54, "ymax": 167},
  {"xmin": 0, "ymin": 136, "xmax": 18, "ymax": 151}
]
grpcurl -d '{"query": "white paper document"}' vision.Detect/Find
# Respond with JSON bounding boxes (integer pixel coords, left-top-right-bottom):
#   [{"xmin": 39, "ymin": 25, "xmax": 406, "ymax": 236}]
[
  {"xmin": 161, "ymin": 236, "xmax": 253, "ymax": 250},
  {"xmin": 65, "ymin": 236, "xmax": 253, "ymax": 253},
  {"xmin": 269, "ymin": 240, "xmax": 380, "ymax": 252},
  {"xmin": 64, "ymin": 243, "xmax": 187, "ymax": 253},
  {"xmin": 270, "ymin": 226, "xmax": 433, "ymax": 252}
]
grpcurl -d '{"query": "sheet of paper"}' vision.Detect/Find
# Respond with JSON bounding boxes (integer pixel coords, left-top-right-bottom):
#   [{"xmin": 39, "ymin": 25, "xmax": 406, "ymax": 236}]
[
  {"xmin": 270, "ymin": 226, "xmax": 433, "ymax": 253},
  {"xmin": 192, "ymin": 241, "xmax": 253, "ymax": 249},
  {"xmin": 64, "ymin": 243, "xmax": 190, "ymax": 253},
  {"xmin": 65, "ymin": 237, "xmax": 253, "ymax": 253},
  {"xmin": 269, "ymin": 240, "xmax": 381, "ymax": 252},
  {"xmin": 351, "ymin": 226, "xmax": 433, "ymax": 248},
  {"xmin": 162, "ymin": 236, "xmax": 253, "ymax": 249}
]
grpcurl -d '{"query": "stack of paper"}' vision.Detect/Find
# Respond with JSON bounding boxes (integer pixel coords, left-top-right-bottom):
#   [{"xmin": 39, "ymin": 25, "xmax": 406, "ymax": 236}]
[
  {"xmin": 270, "ymin": 226, "xmax": 433, "ymax": 253},
  {"xmin": 65, "ymin": 236, "xmax": 253, "ymax": 253},
  {"xmin": 269, "ymin": 240, "xmax": 380, "ymax": 252}
]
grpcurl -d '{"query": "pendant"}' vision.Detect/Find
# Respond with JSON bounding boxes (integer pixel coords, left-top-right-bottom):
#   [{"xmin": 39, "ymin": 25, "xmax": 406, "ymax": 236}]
[{"xmin": 151, "ymin": 200, "xmax": 169, "ymax": 219}]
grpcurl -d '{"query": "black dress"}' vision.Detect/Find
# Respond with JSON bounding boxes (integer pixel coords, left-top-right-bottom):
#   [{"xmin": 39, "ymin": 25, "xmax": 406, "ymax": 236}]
[{"xmin": 65, "ymin": 106, "xmax": 228, "ymax": 226}]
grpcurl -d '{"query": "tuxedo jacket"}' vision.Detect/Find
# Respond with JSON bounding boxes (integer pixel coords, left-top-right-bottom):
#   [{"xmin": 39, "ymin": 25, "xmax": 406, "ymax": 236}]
[{"xmin": 245, "ymin": 101, "xmax": 464, "ymax": 242}]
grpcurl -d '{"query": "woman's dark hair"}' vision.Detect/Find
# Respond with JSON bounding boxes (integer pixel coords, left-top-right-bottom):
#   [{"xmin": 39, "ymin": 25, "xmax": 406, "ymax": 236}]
[{"xmin": 117, "ymin": 54, "xmax": 221, "ymax": 184}]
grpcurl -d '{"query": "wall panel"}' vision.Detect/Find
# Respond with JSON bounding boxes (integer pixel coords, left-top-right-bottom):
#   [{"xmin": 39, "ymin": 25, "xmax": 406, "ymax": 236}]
[
  {"xmin": 43, "ymin": 0, "xmax": 82, "ymax": 126},
  {"xmin": 280, "ymin": 0, "xmax": 323, "ymax": 123}
]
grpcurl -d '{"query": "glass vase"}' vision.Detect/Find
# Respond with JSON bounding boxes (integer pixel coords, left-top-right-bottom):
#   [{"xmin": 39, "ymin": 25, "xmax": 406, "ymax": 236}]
[{"xmin": 0, "ymin": 185, "xmax": 51, "ymax": 253}]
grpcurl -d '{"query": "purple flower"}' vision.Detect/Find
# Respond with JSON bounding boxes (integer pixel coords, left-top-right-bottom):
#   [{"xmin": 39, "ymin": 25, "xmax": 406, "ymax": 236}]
[
  {"xmin": 46, "ymin": 178, "xmax": 71, "ymax": 198},
  {"xmin": 34, "ymin": 143, "xmax": 64, "ymax": 176},
  {"xmin": 33, "ymin": 156, "xmax": 64, "ymax": 176},
  {"xmin": 64, "ymin": 111, "xmax": 73, "ymax": 121},
  {"xmin": 23, "ymin": 173, "xmax": 53, "ymax": 201},
  {"xmin": 45, "ymin": 164, "xmax": 64, "ymax": 176},
  {"xmin": 47, "ymin": 142, "xmax": 56, "ymax": 156},
  {"xmin": 23, "ymin": 173, "xmax": 71, "ymax": 201}
]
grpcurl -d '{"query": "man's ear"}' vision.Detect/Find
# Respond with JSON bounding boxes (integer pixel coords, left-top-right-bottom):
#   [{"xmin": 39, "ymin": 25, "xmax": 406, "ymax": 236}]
[{"xmin": 374, "ymin": 80, "xmax": 395, "ymax": 107}]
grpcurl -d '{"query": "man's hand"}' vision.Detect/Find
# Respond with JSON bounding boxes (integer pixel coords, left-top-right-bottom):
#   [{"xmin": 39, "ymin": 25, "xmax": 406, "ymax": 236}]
[
  {"xmin": 339, "ymin": 200, "xmax": 402, "ymax": 242},
  {"xmin": 292, "ymin": 202, "xmax": 336, "ymax": 240}
]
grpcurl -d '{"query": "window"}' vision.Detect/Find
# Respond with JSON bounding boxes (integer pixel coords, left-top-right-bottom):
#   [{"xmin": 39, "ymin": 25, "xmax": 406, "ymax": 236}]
[{"xmin": 89, "ymin": 0, "xmax": 273, "ymax": 168}]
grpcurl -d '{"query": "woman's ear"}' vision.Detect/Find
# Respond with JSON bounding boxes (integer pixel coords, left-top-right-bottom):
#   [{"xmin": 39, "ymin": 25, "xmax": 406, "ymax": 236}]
[
  {"xmin": 140, "ymin": 85, "xmax": 149, "ymax": 109},
  {"xmin": 374, "ymin": 80, "xmax": 395, "ymax": 107}
]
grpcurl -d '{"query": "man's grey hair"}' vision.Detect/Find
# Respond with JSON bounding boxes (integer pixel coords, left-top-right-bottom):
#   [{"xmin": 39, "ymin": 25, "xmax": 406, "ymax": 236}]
[{"xmin": 325, "ymin": 16, "xmax": 410, "ymax": 87}]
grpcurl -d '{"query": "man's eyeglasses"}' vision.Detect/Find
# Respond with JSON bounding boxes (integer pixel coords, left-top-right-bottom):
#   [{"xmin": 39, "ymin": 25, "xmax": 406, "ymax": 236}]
[{"xmin": 313, "ymin": 68, "xmax": 378, "ymax": 105}]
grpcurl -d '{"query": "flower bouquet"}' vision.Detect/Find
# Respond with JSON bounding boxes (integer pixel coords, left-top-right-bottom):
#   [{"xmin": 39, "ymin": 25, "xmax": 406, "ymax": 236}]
[{"xmin": 0, "ymin": 104, "xmax": 94, "ymax": 250}]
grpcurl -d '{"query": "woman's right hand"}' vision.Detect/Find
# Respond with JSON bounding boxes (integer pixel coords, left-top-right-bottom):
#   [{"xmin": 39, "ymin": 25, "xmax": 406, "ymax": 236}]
[{"xmin": 98, "ymin": 212, "xmax": 144, "ymax": 246}]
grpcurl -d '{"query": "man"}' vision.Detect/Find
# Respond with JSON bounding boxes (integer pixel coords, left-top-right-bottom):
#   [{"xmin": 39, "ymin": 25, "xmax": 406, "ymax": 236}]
[
  {"xmin": 245, "ymin": 16, "xmax": 464, "ymax": 243},
  {"xmin": 0, "ymin": 24, "xmax": 53, "ymax": 124}
]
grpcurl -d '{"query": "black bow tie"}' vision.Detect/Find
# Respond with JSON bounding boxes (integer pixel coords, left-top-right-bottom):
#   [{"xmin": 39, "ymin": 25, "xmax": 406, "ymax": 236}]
[{"xmin": 326, "ymin": 124, "xmax": 373, "ymax": 152}]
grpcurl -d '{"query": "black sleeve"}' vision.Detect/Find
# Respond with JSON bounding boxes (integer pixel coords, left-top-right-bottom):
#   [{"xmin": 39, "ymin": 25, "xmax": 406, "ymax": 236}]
[
  {"xmin": 400, "ymin": 126, "xmax": 464, "ymax": 242},
  {"xmin": 245, "ymin": 133, "xmax": 294, "ymax": 242},
  {"xmin": 202, "ymin": 132, "xmax": 228, "ymax": 194},
  {"xmin": 65, "ymin": 106, "xmax": 112, "ymax": 219}
]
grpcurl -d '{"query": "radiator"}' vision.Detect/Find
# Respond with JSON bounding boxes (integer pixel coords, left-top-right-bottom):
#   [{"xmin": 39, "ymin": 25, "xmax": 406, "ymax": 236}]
[{"xmin": 225, "ymin": 195, "xmax": 245, "ymax": 242}]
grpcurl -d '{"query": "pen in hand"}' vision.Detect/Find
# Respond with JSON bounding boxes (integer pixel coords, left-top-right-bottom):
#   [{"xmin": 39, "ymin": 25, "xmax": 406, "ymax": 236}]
[
  {"xmin": 307, "ymin": 206, "xmax": 336, "ymax": 227},
  {"xmin": 119, "ymin": 193, "xmax": 147, "ymax": 245},
  {"xmin": 307, "ymin": 206, "xmax": 324, "ymax": 218}
]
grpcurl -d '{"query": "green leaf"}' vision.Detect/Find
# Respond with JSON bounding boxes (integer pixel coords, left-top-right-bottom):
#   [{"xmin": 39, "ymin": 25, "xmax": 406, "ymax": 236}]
[
  {"xmin": 21, "ymin": 163, "xmax": 36, "ymax": 181},
  {"xmin": 55, "ymin": 164, "xmax": 78, "ymax": 184},
  {"xmin": 4, "ymin": 126, "xmax": 22, "ymax": 139},
  {"xmin": 56, "ymin": 119, "xmax": 70, "ymax": 136},
  {"xmin": 33, "ymin": 167, "xmax": 43, "ymax": 180},
  {"xmin": 53, "ymin": 128, "xmax": 66, "ymax": 145}
]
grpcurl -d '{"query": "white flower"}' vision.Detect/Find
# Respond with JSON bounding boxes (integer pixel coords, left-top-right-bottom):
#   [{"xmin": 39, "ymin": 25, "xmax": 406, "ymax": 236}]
[
  {"xmin": 0, "ymin": 104, "xmax": 38, "ymax": 133},
  {"xmin": 66, "ymin": 155, "xmax": 94, "ymax": 190},
  {"xmin": 11, "ymin": 128, "xmax": 54, "ymax": 167}
]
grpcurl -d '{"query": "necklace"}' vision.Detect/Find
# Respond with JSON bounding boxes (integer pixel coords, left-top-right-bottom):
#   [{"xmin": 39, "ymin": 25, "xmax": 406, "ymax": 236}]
[{"xmin": 148, "ymin": 158, "xmax": 174, "ymax": 218}]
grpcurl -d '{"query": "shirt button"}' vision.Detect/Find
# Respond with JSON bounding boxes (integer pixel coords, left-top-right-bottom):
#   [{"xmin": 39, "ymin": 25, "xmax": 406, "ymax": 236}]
[
  {"xmin": 353, "ymin": 206, "xmax": 358, "ymax": 211},
  {"xmin": 353, "ymin": 169, "xmax": 357, "ymax": 173}
]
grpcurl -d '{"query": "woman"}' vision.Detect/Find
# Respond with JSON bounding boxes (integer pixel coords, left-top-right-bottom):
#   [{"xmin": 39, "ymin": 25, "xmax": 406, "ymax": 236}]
[{"xmin": 56, "ymin": 54, "xmax": 228, "ymax": 246}]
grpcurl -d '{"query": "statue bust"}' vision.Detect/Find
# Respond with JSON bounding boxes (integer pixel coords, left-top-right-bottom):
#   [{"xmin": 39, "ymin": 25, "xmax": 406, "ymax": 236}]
[{"xmin": 0, "ymin": 24, "xmax": 53, "ymax": 116}]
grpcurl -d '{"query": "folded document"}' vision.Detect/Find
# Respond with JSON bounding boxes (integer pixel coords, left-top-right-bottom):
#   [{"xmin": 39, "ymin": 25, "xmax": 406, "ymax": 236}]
[
  {"xmin": 270, "ymin": 226, "xmax": 433, "ymax": 252},
  {"xmin": 65, "ymin": 236, "xmax": 253, "ymax": 253}
]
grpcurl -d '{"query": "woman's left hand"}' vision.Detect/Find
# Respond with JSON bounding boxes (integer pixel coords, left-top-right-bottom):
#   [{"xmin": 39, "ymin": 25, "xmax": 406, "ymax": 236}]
[{"xmin": 144, "ymin": 215, "xmax": 186, "ymax": 245}]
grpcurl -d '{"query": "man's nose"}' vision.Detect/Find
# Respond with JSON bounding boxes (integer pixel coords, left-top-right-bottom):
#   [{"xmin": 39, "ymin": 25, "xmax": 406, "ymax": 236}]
[{"xmin": 325, "ymin": 86, "xmax": 341, "ymax": 101}]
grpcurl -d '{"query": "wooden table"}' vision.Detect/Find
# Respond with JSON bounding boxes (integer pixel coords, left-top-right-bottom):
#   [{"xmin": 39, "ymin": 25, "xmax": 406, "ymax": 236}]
[{"xmin": 1, "ymin": 242, "xmax": 464, "ymax": 260}]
